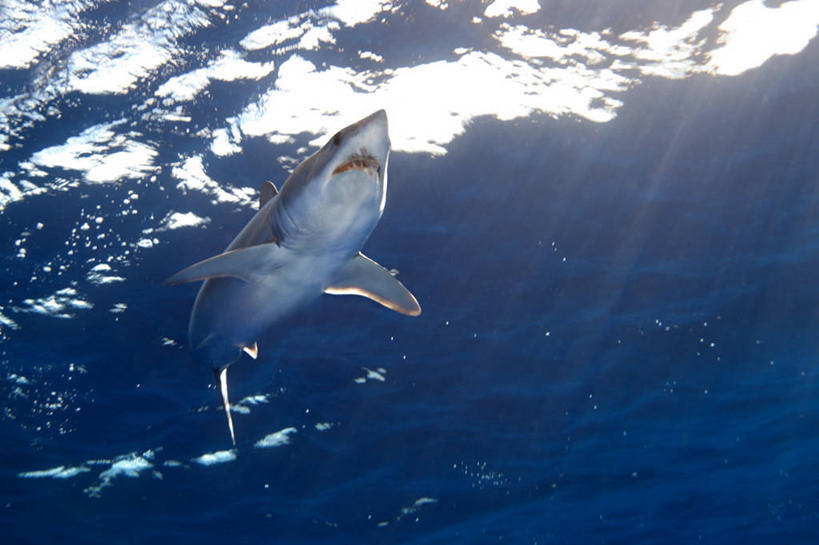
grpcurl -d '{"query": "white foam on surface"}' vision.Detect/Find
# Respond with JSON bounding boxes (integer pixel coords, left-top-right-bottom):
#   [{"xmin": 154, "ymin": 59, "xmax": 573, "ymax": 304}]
[
  {"xmin": 706, "ymin": 0, "xmax": 819, "ymax": 76},
  {"xmin": 484, "ymin": 0, "xmax": 540, "ymax": 19},
  {"xmin": 136, "ymin": 238, "xmax": 158, "ymax": 249},
  {"xmin": 0, "ymin": 0, "xmax": 99, "ymax": 70},
  {"xmin": 425, "ymin": 0, "xmax": 448, "ymax": 10},
  {"xmin": 86, "ymin": 263, "xmax": 126, "ymax": 285},
  {"xmin": 240, "ymin": 16, "xmax": 307, "ymax": 50},
  {"xmin": 354, "ymin": 367, "xmax": 387, "ymax": 384},
  {"xmin": 27, "ymin": 120, "xmax": 158, "ymax": 184},
  {"xmin": 254, "ymin": 427, "xmax": 297, "ymax": 448},
  {"xmin": 84, "ymin": 450, "xmax": 155, "ymax": 498},
  {"xmin": 64, "ymin": 0, "xmax": 224, "ymax": 95},
  {"xmin": 0, "ymin": 170, "xmax": 45, "ymax": 211},
  {"xmin": 231, "ymin": 393, "xmax": 271, "ymax": 414},
  {"xmin": 0, "ymin": 311, "xmax": 20, "ymax": 331},
  {"xmin": 16, "ymin": 422, "xmax": 302, "ymax": 495},
  {"xmin": 0, "ymin": 172, "xmax": 24, "ymax": 211},
  {"xmin": 0, "ymin": 0, "xmax": 815, "ymax": 203},
  {"xmin": 18, "ymin": 464, "xmax": 91, "ymax": 479},
  {"xmin": 8, "ymin": 373, "xmax": 29, "ymax": 384},
  {"xmin": 359, "ymin": 50, "xmax": 384, "ymax": 62},
  {"xmin": 16, "ymin": 287, "xmax": 93, "ymax": 319},
  {"xmin": 156, "ymin": 49, "xmax": 275, "ymax": 103},
  {"xmin": 494, "ymin": 24, "xmax": 621, "ymax": 65},
  {"xmin": 319, "ymin": 0, "xmax": 393, "ymax": 28},
  {"xmin": 157, "ymin": 211, "xmax": 211, "ymax": 231},
  {"xmin": 172, "ymin": 156, "xmax": 255, "ymax": 207},
  {"xmin": 218, "ymin": 0, "xmax": 819, "ymax": 158},
  {"xmin": 367, "ymin": 367, "xmax": 386, "ymax": 381},
  {"xmin": 233, "ymin": 47, "xmax": 629, "ymax": 156},
  {"xmin": 210, "ymin": 128, "xmax": 243, "ymax": 157},
  {"xmin": 396, "ymin": 496, "xmax": 439, "ymax": 520},
  {"xmin": 98, "ymin": 454, "xmax": 152, "ymax": 479},
  {"xmin": 192, "ymin": 449, "xmax": 237, "ymax": 466},
  {"xmin": 618, "ymin": 8, "xmax": 717, "ymax": 79},
  {"xmin": 15, "ymin": 448, "xmax": 247, "ymax": 498}
]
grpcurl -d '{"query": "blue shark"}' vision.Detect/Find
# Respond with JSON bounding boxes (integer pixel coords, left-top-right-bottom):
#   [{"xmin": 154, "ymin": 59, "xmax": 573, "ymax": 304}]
[{"xmin": 166, "ymin": 110, "xmax": 420, "ymax": 444}]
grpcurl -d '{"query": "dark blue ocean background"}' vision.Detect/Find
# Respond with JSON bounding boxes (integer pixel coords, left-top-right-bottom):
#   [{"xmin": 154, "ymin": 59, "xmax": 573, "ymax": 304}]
[{"xmin": 2, "ymin": 1, "xmax": 819, "ymax": 543}]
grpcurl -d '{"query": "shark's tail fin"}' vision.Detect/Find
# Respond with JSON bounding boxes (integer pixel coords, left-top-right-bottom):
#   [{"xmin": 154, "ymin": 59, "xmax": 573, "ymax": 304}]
[{"xmin": 218, "ymin": 367, "xmax": 236, "ymax": 445}]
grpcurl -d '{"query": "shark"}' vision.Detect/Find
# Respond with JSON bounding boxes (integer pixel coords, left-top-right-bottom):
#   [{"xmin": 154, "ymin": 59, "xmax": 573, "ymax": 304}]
[{"xmin": 165, "ymin": 110, "xmax": 420, "ymax": 444}]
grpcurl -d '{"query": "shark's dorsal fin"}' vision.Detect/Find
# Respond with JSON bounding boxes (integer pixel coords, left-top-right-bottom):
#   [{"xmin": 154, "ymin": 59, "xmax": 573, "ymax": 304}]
[
  {"xmin": 260, "ymin": 181, "xmax": 278, "ymax": 209},
  {"xmin": 325, "ymin": 253, "xmax": 421, "ymax": 316},
  {"xmin": 164, "ymin": 243, "xmax": 288, "ymax": 285}
]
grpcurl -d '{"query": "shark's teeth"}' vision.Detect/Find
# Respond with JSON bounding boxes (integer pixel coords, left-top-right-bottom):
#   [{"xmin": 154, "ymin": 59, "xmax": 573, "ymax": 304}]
[{"xmin": 332, "ymin": 156, "xmax": 379, "ymax": 176}]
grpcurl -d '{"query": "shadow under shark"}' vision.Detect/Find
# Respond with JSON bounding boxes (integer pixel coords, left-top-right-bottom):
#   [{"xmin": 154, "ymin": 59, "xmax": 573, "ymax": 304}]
[{"xmin": 166, "ymin": 110, "xmax": 420, "ymax": 444}]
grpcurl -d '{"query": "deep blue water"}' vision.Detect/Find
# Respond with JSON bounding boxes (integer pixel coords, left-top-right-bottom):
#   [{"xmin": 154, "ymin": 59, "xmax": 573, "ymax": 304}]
[{"xmin": 2, "ymin": 1, "xmax": 819, "ymax": 543}]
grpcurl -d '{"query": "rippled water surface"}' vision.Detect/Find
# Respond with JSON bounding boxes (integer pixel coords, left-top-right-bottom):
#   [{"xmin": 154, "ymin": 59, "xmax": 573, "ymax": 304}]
[{"xmin": 2, "ymin": 1, "xmax": 819, "ymax": 543}]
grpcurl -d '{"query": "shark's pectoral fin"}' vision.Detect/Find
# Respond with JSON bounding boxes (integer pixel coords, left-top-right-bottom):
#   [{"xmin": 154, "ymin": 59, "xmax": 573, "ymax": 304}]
[
  {"xmin": 242, "ymin": 342, "xmax": 258, "ymax": 359},
  {"xmin": 164, "ymin": 243, "xmax": 286, "ymax": 285},
  {"xmin": 325, "ymin": 253, "xmax": 421, "ymax": 316},
  {"xmin": 259, "ymin": 181, "xmax": 279, "ymax": 209}
]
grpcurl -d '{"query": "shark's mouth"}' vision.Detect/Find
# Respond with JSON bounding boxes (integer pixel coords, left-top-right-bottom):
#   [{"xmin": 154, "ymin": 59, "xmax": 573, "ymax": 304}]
[{"xmin": 332, "ymin": 155, "xmax": 380, "ymax": 177}]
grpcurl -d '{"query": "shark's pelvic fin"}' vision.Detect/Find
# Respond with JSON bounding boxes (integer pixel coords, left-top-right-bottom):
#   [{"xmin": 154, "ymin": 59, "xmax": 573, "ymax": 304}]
[
  {"xmin": 242, "ymin": 342, "xmax": 258, "ymax": 359},
  {"xmin": 163, "ymin": 243, "xmax": 286, "ymax": 285},
  {"xmin": 219, "ymin": 367, "xmax": 236, "ymax": 446},
  {"xmin": 260, "ymin": 181, "xmax": 279, "ymax": 209},
  {"xmin": 325, "ymin": 253, "xmax": 421, "ymax": 316}
]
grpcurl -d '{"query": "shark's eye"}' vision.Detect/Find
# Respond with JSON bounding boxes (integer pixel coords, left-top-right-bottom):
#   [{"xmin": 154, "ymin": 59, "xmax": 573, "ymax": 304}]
[{"xmin": 333, "ymin": 133, "xmax": 341, "ymax": 146}]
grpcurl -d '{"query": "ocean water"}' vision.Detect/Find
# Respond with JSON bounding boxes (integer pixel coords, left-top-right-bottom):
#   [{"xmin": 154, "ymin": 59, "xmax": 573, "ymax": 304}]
[{"xmin": 2, "ymin": 1, "xmax": 819, "ymax": 543}]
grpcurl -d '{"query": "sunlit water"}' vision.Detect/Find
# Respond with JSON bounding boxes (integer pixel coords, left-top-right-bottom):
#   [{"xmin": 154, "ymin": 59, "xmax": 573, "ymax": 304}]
[{"xmin": 2, "ymin": 1, "xmax": 819, "ymax": 543}]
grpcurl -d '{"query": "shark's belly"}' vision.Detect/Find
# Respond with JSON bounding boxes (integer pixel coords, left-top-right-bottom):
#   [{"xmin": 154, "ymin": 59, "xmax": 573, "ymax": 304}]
[{"xmin": 187, "ymin": 251, "xmax": 344, "ymax": 362}]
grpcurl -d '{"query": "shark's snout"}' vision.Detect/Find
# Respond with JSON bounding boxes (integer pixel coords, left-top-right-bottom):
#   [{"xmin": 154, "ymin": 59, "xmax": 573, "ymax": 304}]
[
  {"xmin": 362, "ymin": 109, "xmax": 387, "ymax": 130},
  {"xmin": 328, "ymin": 110, "xmax": 390, "ymax": 181},
  {"xmin": 352, "ymin": 109, "xmax": 389, "ymax": 153}
]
